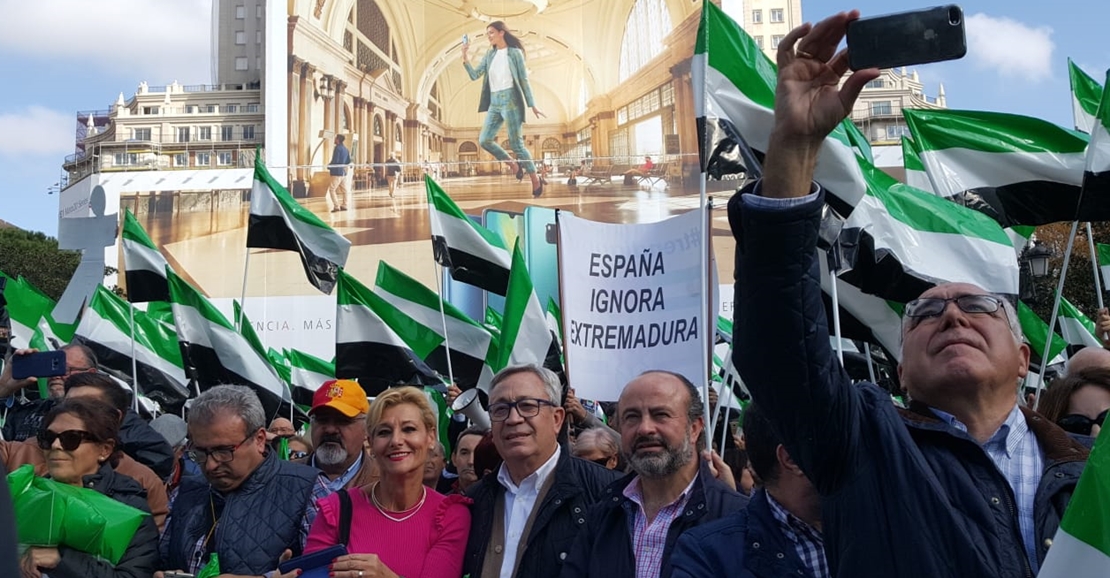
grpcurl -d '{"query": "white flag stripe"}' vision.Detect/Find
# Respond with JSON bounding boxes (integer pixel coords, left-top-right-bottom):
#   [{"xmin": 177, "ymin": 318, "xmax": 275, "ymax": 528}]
[
  {"xmin": 1059, "ymin": 316, "xmax": 1101, "ymax": 348},
  {"xmin": 290, "ymin": 366, "xmax": 333, "ymax": 392},
  {"xmin": 429, "ymin": 207, "xmax": 511, "ymax": 267},
  {"xmin": 920, "ymin": 148, "xmax": 1085, "ymax": 198},
  {"xmin": 250, "ymin": 179, "xmax": 351, "ymax": 265},
  {"xmin": 1074, "ymin": 97, "xmax": 1097, "ymax": 134},
  {"xmin": 172, "ymin": 302, "xmax": 288, "ymax": 400},
  {"xmin": 373, "ymin": 289, "xmax": 492, "ymax": 360},
  {"xmin": 122, "ymin": 237, "xmax": 169, "ymax": 275},
  {"xmin": 507, "ymin": 292, "xmax": 552, "ymax": 368},
  {"xmin": 1039, "ymin": 529, "xmax": 1110, "ymax": 578},
  {"xmin": 335, "ymin": 303, "xmax": 412, "ymax": 350},
  {"xmin": 76, "ymin": 307, "xmax": 187, "ymax": 384},
  {"xmin": 905, "ymin": 167, "xmax": 934, "ymax": 194}
]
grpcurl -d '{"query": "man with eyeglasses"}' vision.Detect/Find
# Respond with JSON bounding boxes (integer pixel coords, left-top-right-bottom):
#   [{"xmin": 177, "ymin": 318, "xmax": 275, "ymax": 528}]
[
  {"xmin": 160, "ymin": 385, "xmax": 321, "ymax": 577},
  {"xmin": 728, "ymin": 12, "xmax": 1089, "ymax": 578},
  {"xmin": 561, "ymin": 371, "xmax": 747, "ymax": 578},
  {"xmin": 304, "ymin": 379, "xmax": 377, "ymax": 502},
  {"xmin": 0, "ymin": 344, "xmax": 99, "ymax": 442},
  {"xmin": 462, "ymin": 364, "xmax": 621, "ymax": 578}
]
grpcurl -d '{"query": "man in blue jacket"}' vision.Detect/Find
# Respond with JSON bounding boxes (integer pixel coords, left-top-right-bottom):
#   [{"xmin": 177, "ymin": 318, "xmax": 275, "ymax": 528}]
[
  {"xmin": 326, "ymin": 134, "xmax": 351, "ymax": 212},
  {"xmin": 560, "ymin": 370, "xmax": 747, "ymax": 578},
  {"xmin": 670, "ymin": 402, "xmax": 825, "ymax": 578},
  {"xmin": 730, "ymin": 11, "xmax": 1089, "ymax": 578}
]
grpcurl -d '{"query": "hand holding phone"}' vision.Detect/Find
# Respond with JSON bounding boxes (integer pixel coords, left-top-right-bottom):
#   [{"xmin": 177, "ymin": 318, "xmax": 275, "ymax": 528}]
[
  {"xmin": 462, "ymin": 33, "xmax": 469, "ymax": 45},
  {"xmin": 847, "ymin": 5, "xmax": 967, "ymax": 71},
  {"xmin": 12, "ymin": 350, "xmax": 66, "ymax": 380}
]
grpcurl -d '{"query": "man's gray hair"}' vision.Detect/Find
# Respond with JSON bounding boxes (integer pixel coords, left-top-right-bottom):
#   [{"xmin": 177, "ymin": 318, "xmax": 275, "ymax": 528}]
[
  {"xmin": 574, "ymin": 427, "xmax": 619, "ymax": 458},
  {"xmin": 489, "ymin": 364, "xmax": 563, "ymax": 404},
  {"xmin": 189, "ymin": 385, "xmax": 266, "ymax": 435}
]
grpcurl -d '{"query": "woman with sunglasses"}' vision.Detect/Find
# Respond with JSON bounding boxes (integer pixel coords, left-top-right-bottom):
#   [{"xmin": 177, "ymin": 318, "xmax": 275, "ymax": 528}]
[
  {"xmin": 20, "ymin": 397, "xmax": 160, "ymax": 578},
  {"xmin": 304, "ymin": 386, "xmax": 471, "ymax": 578},
  {"xmin": 1039, "ymin": 367, "xmax": 1110, "ymax": 439}
]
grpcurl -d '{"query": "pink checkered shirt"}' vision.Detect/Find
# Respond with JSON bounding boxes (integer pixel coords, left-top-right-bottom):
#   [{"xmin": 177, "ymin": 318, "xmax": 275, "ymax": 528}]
[{"xmin": 621, "ymin": 473, "xmax": 699, "ymax": 578}]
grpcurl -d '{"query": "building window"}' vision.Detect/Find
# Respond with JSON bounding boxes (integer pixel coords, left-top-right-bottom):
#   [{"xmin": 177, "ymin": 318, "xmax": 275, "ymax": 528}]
[
  {"xmin": 871, "ymin": 101, "xmax": 893, "ymax": 116},
  {"xmin": 245, "ymin": 103, "xmax": 260, "ymax": 113},
  {"xmin": 114, "ymin": 153, "xmax": 138, "ymax": 166},
  {"xmin": 255, "ymin": 57, "xmax": 262, "ymax": 70},
  {"xmin": 242, "ymin": 125, "xmax": 256, "ymax": 140},
  {"xmin": 235, "ymin": 57, "xmax": 249, "ymax": 70},
  {"xmin": 196, "ymin": 152, "xmax": 211, "ymax": 166},
  {"xmin": 235, "ymin": 5, "xmax": 245, "ymax": 18},
  {"xmin": 141, "ymin": 106, "xmax": 159, "ymax": 115},
  {"xmin": 256, "ymin": 4, "xmax": 263, "ymax": 17},
  {"xmin": 205, "ymin": 104, "xmax": 217, "ymax": 113},
  {"xmin": 225, "ymin": 104, "xmax": 239, "ymax": 113},
  {"xmin": 886, "ymin": 125, "xmax": 911, "ymax": 139},
  {"xmin": 217, "ymin": 152, "xmax": 233, "ymax": 166},
  {"xmin": 618, "ymin": 0, "xmax": 674, "ymax": 82},
  {"xmin": 256, "ymin": 30, "xmax": 262, "ymax": 44},
  {"xmin": 755, "ymin": 36, "xmax": 764, "ymax": 49},
  {"xmin": 221, "ymin": 125, "xmax": 234, "ymax": 141},
  {"xmin": 132, "ymin": 128, "xmax": 151, "ymax": 141},
  {"xmin": 771, "ymin": 35, "xmax": 785, "ymax": 49},
  {"xmin": 198, "ymin": 126, "xmax": 212, "ymax": 141},
  {"xmin": 770, "ymin": 9, "xmax": 784, "ymax": 23},
  {"xmin": 185, "ymin": 105, "xmax": 197, "ymax": 113},
  {"xmin": 865, "ymin": 79, "xmax": 886, "ymax": 89},
  {"xmin": 751, "ymin": 9, "xmax": 762, "ymax": 24},
  {"xmin": 235, "ymin": 31, "xmax": 246, "ymax": 45},
  {"xmin": 177, "ymin": 127, "xmax": 190, "ymax": 142},
  {"xmin": 173, "ymin": 153, "xmax": 187, "ymax": 167}
]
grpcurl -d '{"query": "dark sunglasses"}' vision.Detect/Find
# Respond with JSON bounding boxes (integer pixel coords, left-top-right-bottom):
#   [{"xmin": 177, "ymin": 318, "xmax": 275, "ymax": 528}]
[
  {"xmin": 288, "ymin": 450, "xmax": 309, "ymax": 460},
  {"xmin": 589, "ymin": 456, "xmax": 613, "ymax": 467},
  {"xmin": 37, "ymin": 429, "xmax": 100, "ymax": 451},
  {"xmin": 1057, "ymin": 409, "xmax": 1109, "ymax": 436}
]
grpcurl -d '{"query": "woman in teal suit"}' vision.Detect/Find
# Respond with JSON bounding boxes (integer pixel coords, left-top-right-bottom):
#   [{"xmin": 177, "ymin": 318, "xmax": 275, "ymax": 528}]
[{"xmin": 462, "ymin": 21, "xmax": 547, "ymax": 197}]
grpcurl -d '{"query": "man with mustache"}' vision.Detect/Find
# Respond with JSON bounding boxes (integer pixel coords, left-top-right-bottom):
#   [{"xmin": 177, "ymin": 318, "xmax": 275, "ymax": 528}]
[
  {"xmin": 305, "ymin": 379, "xmax": 377, "ymax": 501},
  {"xmin": 451, "ymin": 426, "xmax": 487, "ymax": 493},
  {"xmin": 560, "ymin": 370, "xmax": 747, "ymax": 578}
]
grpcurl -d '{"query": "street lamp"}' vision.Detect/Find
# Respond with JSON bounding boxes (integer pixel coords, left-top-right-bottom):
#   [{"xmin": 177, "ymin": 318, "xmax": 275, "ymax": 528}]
[{"xmin": 1025, "ymin": 241, "xmax": 1053, "ymax": 278}]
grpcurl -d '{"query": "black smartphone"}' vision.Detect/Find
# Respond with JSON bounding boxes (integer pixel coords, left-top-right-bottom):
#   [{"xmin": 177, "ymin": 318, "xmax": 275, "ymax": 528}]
[
  {"xmin": 12, "ymin": 350, "xmax": 67, "ymax": 380},
  {"xmin": 847, "ymin": 5, "xmax": 966, "ymax": 71},
  {"xmin": 277, "ymin": 544, "xmax": 348, "ymax": 578}
]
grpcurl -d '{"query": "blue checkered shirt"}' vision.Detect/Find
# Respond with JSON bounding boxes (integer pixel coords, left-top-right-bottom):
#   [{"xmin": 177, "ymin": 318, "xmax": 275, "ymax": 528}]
[
  {"xmin": 766, "ymin": 492, "xmax": 828, "ymax": 578},
  {"xmin": 931, "ymin": 404, "xmax": 1043, "ymax": 572}
]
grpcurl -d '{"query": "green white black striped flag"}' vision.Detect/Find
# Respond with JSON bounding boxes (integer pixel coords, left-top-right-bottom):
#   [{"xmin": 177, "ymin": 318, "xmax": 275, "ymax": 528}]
[
  {"xmin": 121, "ymin": 209, "xmax": 170, "ymax": 303},
  {"xmin": 285, "ymin": 348, "xmax": 335, "ymax": 405},
  {"xmin": 1058, "ymin": 294, "xmax": 1102, "ymax": 349},
  {"xmin": 1070, "ymin": 58, "xmax": 1103, "ymax": 134},
  {"xmin": 1082, "ymin": 70, "xmax": 1110, "ymax": 198},
  {"xmin": 1097, "ymin": 243, "xmax": 1110, "ymax": 287},
  {"xmin": 373, "ymin": 262, "xmax": 496, "ymax": 391},
  {"xmin": 495, "ymin": 241, "xmax": 558, "ymax": 371},
  {"xmin": 903, "ymin": 108, "xmax": 1107, "ymax": 226},
  {"xmin": 426, "ymin": 175, "xmax": 511, "ymax": 295},
  {"xmin": 335, "ymin": 269, "xmax": 443, "ymax": 396},
  {"xmin": 1016, "ymin": 301, "xmax": 1068, "ymax": 364},
  {"xmin": 1038, "ymin": 423, "xmax": 1108, "ymax": 577},
  {"xmin": 901, "ymin": 136, "xmax": 934, "ymax": 194},
  {"xmin": 248, "ymin": 154, "xmax": 351, "ymax": 294}
]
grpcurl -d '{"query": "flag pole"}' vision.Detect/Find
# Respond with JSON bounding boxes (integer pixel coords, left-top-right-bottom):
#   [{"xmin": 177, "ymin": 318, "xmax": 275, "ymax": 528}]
[
  {"xmin": 1086, "ymin": 222, "xmax": 1104, "ymax": 310},
  {"xmin": 433, "ymin": 266, "xmax": 457, "ymax": 387},
  {"xmin": 237, "ymin": 249, "xmax": 252, "ymax": 332},
  {"xmin": 864, "ymin": 342, "xmax": 877, "ymax": 383},
  {"xmin": 128, "ymin": 302, "xmax": 140, "ymax": 412},
  {"xmin": 701, "ymin": 194, "xmax": 716, "ymax": 440},
  {"xmin": 827, "ymin": 246, "xmax": 845, "ymax": 365},
  {"xmin": 1034, "ymin": 221, "xmax": 1080, "ymax": 410}
]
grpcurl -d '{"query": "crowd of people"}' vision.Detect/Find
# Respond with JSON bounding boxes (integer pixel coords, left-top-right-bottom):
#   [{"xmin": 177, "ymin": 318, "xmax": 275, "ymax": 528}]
[{"xmin": 1, "ymin": 11, "xmax": 1108, "ymax": 578}]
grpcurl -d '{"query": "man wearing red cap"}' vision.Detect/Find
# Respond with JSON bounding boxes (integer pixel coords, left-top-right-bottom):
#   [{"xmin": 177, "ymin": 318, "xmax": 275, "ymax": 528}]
[{"xmin": 306, "ymin": 379, "xmax": 378, "ymax": 502}]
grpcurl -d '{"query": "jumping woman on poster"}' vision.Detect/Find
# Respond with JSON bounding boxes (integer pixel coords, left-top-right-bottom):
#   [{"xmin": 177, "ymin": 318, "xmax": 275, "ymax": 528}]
[{"xmin": 462, "ymin": 21, "xmax": 547, "ymax": 197}]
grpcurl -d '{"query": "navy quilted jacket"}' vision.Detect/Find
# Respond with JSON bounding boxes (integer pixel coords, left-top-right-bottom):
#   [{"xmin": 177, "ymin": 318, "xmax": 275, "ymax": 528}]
[{"xmin": 729, "ymin": 184, "xmax": 1088, "ymax": 578}]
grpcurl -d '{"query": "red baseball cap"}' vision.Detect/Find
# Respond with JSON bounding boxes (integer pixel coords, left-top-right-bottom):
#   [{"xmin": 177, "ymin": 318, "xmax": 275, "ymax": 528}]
[{"xmin": 309, "ymin": 379, "xmax": 369, "ymax": 417}]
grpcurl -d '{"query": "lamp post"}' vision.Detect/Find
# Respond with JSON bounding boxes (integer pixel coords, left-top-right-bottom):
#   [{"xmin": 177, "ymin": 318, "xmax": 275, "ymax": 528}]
[{"xmin": 1019, "ymin": 239, "xmax": 1054, "ymax": 303}]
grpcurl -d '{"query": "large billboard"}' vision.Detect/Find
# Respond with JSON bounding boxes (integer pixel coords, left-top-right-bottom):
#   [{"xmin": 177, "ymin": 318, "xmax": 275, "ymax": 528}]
[{"xmin": 66, "ymin": 0, "xmax": 742, "ymax": 361}]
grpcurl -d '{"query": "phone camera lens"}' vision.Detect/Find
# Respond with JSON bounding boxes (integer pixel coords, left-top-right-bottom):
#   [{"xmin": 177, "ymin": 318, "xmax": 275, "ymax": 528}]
[{"xmin": 948, "ymin": 7, "xmax": 961, "ymax": 26}]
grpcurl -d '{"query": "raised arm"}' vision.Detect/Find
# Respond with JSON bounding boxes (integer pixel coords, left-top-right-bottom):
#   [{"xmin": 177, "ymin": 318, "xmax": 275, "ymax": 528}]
[{"xmin": 730, "ymin": 11, "xmax": 879, "ymax": 494}]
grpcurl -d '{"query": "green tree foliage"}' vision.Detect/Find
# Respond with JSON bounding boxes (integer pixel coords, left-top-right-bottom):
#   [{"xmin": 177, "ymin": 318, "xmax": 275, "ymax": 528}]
[
  {"xmin": 0, "ymin": 228, "xmax": 81, "ymax": 301},
  {"xmin": 1027, "ymin": 221, "xmax": 1110, "ymax": 322}
]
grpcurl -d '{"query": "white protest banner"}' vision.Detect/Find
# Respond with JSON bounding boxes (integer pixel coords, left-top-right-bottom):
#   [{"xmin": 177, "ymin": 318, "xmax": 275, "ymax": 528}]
[{"xmin": 558, "ymin": 210, "xmax": 709, "ymax": 401}]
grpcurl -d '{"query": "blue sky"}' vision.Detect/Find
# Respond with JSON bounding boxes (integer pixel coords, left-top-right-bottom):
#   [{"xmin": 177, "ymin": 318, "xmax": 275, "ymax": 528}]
[{"xmin": 1, "ymin": 0, "xmax": 1108, "ymax": 236}]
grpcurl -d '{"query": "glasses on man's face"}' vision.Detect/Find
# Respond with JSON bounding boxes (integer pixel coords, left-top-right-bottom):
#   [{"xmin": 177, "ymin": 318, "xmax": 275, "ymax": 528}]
[
  {"xmin": 488, "ymin": 398, "xmax": 557, "ymax": 422},
  {"xmin": 63, "ymin": 365, "xmax": 94, "ymax": 377},
  {"xmin": 186, "ymin": 433, "xmax": 254, "ymax": 464},
  {"xmin": 904, "ymin": 294, "xmax": 1003, "ymax": 326},
  {"xmin": 37, "ymin": 429, "xmax": 100, "ymax": 451},
  {"xmin": 1057, "ymin": 409, "xmax": 1109, "ymax": 436}
]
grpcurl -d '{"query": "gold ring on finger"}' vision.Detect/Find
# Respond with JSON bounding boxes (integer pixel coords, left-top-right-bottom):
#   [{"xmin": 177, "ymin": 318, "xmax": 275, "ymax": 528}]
[{"xmin": 796, "ymin": 49, "xmax": 816, "ymax": 59}]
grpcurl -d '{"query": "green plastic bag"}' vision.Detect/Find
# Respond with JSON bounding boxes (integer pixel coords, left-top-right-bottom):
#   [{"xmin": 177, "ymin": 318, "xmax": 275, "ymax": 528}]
[
  {"xmin": 278, "ymin": 436, "xmax": 290, "ymax": 460},
  {"xmin": 7, "ymin": 464, "xmax": 147, "ymax": 565},
  {"xmin": 196, "ymin": 553, "xmax": 221, "ymax": 578}
]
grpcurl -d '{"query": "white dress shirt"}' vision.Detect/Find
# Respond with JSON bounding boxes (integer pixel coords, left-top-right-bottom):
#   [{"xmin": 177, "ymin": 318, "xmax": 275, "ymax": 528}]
[
  {"xmin": 496, "ymin": 446, "xmax": 561, "ymax": 578},
  {"xmin": 488, "ymin": 49, "xmax": 514, "ymax": 93}
]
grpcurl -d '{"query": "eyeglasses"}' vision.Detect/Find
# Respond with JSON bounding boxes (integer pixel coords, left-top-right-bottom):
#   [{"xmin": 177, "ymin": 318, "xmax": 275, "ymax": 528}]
[
  {"xmin": 288, "ymin": 450, "xmax": 309, "ymax": 460},
  {"xmin": 904, "ymin": 295, "xmax": 1003, "ymax": 321},
  {"xmin": 589, "ymin": 456, "xmax": 613, "ymax": 467},
  {"xmin": 63, "ymin": 365, "xmax": 95, "ymax": 377},
  {"xmin": 488, "ymin": 398, "xmax": 557, "ymax": 422},
  {"xmin": 37, "ymin": 429, "xmax": 100, "ymax": 451},
  {"xmin": 1057, "ymin": 409, "xmax": 1108, "ymax": 436},
  {"xmin": 186, "ymin": 433, "xmax": 254, "ymax": 464}
]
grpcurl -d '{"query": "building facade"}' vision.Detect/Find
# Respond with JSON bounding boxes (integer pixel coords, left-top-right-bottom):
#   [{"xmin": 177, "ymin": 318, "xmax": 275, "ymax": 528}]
[
  {"xmin": 850, "ymin": 67, "xmax": 947, "ymax": 146},
  {"xmin": 738, "ymin": 0, "xmax": 803, "ymax": 56},
  {"xmin": 212, "ymin": 0, "xmax": 266, "ymax": 87}
]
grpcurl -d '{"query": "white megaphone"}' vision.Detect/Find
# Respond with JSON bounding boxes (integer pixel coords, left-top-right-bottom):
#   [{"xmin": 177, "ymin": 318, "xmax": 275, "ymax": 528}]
[{"xmin": 451, "ymin": 388, "xmax": 490, "ymax": 429}]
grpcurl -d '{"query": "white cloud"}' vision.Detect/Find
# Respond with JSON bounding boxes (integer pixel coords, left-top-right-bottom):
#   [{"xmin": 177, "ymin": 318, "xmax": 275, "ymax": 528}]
[
  {"xmin": 0, "ymin": 106, "xmax": 75, "ymax": 156},
  {"xmin": 966, "ymin": 13, "xmax": 1054, "ymax": 82},
  {"xmin": 0, "ymin": 0, "xmax": 212, "ymax": 83}
]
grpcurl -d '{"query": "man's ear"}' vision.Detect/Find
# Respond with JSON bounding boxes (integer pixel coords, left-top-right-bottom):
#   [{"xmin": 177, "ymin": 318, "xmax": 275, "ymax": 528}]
[{"xmin": 775, "ymin": 444, "xmax": 804, "ymax": 477}]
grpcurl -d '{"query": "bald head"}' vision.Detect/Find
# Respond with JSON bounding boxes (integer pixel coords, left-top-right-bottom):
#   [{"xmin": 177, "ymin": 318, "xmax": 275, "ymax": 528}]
[
  {"xmin": 1065, "ymin": 346, "xmax": 1110, "ymax": 377},
  {"xmin": 268, "ymin": 417, "xmax": 295, "ymax": 437}
]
